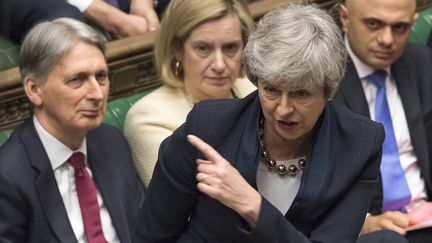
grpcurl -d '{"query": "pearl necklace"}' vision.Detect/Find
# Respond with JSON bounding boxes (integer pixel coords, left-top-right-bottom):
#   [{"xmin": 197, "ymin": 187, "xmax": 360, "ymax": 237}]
[{"xmin": 259, "ymin": 119, "xmax": 306, "ymax": 176}]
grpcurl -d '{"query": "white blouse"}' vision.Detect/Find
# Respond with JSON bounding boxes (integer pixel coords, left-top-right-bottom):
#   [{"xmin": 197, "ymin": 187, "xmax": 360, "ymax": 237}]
[{"xmin": 257, "ymin": 157, "xmax": 306, "ymax": 215}]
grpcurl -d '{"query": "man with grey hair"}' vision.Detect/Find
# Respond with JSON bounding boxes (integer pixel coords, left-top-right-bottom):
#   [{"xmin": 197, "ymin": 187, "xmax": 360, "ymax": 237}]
[
  {"xmin": 336, "ymin": 0, "xmax": 432, "ymax": 242},
  {"xmin": 0, "ymin": 18, "xmax": 145, "ymax": 242}
]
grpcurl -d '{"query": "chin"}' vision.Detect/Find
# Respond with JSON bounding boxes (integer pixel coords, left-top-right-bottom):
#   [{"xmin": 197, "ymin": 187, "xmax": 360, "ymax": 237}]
[
  {"xmin": 81, "ymin": 118, "xmax": 102, "ymax": 130},
  {"xmin": 214, "ymin": 87, "xmax": 233, "ymax": 97},
  {"xmin": 369, "ymin": 57, "xmax": 395, "ymax": 69}
]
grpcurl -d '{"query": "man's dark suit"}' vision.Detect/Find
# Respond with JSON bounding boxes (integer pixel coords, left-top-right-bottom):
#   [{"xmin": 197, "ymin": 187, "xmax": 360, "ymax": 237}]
[
  {"xmin": 0, "ymin": 119, "xmax": 145, "ymax": 243},
  {"xmin": 334, "ymin": 43, "xmax": 432, "ymax": 214}
]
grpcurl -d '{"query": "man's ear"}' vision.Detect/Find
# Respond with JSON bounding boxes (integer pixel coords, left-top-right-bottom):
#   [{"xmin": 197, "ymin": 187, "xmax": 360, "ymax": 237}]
[
  {"xmin": 339, "ymin": 3, "xmax": 349, "ymax": 33},
  {"xmin": 23, "ymin": 76, "xmax": 43, "ymax": 106}
]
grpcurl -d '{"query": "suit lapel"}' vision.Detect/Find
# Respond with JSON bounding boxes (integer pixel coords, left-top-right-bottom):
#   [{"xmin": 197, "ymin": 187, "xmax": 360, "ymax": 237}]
[
  {"xmin": 287, "ymin": 106, "xmax": 332, "ymax": 218},
  {"xmin": 338, "ymin": 60, "xmax": 370, "ymax": 117},
  {"xmin": 87, "ymin": 138, "xmax": 130, "ymax": 243},
  {"xmin": 392, "ymin": 59, "xmax": 431, "ymax": 183},
  {"xmin": 20, "ymin": 120, "xmax": 77, "ymax": 243}
]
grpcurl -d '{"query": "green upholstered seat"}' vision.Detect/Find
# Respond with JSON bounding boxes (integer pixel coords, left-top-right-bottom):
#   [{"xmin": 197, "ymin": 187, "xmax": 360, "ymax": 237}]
[
  {"xmin": 102, "ymin": 90, "xmax": 151, "ymax": 131},
  {"xmin": 0, "ymin": 129, "xmax": 13, "ymax": 146},
  {"xmin": 0, "ymin": 36, "xmax": 19, "ymax": 72},
  {"xmin": 410, "ymin": 7, "xmax": 432, "ymax": 45}
]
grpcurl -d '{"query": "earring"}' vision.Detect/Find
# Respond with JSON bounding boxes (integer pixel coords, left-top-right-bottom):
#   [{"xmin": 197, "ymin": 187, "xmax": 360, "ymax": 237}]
[{"xmin": 175, "ymin": 60, "xmax": 181, "ymax": 78}]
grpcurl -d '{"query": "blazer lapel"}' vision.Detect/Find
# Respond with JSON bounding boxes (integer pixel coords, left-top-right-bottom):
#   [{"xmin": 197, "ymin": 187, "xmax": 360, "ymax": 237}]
[
  {"xmin": 20, "ymin": 120, "xmax": 77, "ymax": 243},
  {"xmin": 234, "ymin": 95, "xmax": 261, "ymax": 187},
  {"xmin": 338, "ymin": 60, "xmax": 371, "ymax": 117},
  {"xmin": 287, "ymin": 106, "xmax": 332, "ymax": 218},
  {"xmin": 392, "ymin": 60, "xmax": 431, "ymax": 184},
  {"xmin": 87, "ymin": 141, "xmax": 130, "ymax": 243}
]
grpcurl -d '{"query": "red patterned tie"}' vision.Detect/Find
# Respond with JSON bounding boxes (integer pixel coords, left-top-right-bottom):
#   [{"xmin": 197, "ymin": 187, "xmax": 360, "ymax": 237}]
[{"xmin": 68, "ymin": 152, "xmax": 108, "ymax": 243}]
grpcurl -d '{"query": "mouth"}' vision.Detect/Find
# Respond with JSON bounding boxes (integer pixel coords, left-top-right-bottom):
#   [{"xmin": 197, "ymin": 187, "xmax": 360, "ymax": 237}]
[
  {"xmin": 80, "ymin": 109, "xmax": 102, "ymax": 117},
  {"xmin": 372, "ymin": 50, "xmax": 393, "ymax": 59},
  {"xmin": 277, "ymin": 120, "xmax": 298, "ymax": 130}
]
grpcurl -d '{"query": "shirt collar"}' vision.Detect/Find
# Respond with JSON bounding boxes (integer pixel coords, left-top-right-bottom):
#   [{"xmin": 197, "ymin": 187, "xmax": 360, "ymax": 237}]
[
  {"xmin": 345, "ymin": 36, "xmax": 391, "ymax": 79},
  {"xmin": 33, "ymin": 116, "xmax": 87, "ymax": 170}
]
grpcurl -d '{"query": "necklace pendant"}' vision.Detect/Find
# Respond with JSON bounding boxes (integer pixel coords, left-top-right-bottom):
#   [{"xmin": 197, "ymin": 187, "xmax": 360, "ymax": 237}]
[
  {"xmin": 267, "ymin": 159, "xmax": 277, "ymax": 168},
  {"xmin": 262, "ymin": 150, "xmax": 269, "ymax": 159},
  {"xmin": 287, "ymin": 164, "xmax": 298, "ymax": 176},
  {"xmin": 298, "ymin": 159, "xmax": 306, "ymax": 169},
  {"xmin": 277, "ymin": 164, "xmax": 287, "ymax": 175}
]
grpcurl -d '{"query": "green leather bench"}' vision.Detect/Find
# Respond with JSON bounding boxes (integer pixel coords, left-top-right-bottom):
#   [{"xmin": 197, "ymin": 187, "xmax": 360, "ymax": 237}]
[
  {"xmin": 103, "ymin": 90, "xmax": 153, "ymax": 131},
  {"xmin": 0, "ymin": 36, "xmax": 19, "ymax": 72},
  {"xmin": 410, "ymin": 6, "xmax": 432, "ymax": 45}
]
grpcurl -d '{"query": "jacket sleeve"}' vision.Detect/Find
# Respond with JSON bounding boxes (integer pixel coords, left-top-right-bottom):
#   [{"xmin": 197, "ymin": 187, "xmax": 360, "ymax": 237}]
[
  {"xmin": 133, "ymin": 111, "xmax": 200, "ymax": 242},
  {"xmin": 0, "ymin": 169, "xmax": 27, "ymax": 243}
]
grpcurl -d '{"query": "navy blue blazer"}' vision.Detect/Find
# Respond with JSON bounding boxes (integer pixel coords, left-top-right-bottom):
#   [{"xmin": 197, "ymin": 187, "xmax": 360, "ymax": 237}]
[
  {"xmin": 335, "ymin": 43, "xmax": 432, "ymax": 214},
  {"xmin": 0, "ymin": 119, "xmax": 145, "ymax": 243},
  {"xmin": 137, "ymin": 91, "xmax": 385, "ymax": 243}
]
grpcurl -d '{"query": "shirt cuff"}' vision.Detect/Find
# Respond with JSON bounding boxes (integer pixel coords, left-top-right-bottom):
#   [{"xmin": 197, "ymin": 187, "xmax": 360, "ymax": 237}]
[{"xmin": 67, "ymin": 0, "xmax": 93, "ymax": 12}]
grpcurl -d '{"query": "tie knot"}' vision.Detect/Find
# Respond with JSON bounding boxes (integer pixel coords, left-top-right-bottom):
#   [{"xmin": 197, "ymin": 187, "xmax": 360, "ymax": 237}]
[
  {"xmin": 368, "ymin": 70, "xmax": 387, "ymax": 88},
  {"xmin": 68, "ymin": 152, "xmax": 85, "ymax": 170}
]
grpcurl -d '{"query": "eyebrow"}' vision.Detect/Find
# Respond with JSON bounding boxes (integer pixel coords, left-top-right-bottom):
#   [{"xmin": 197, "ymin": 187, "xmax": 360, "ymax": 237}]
[
  {"xmin": 362, "ymin": 17, "xmax": 412, "ymax": 26},
  {"xmin": 63, "ymin": 69, "xmax": 108, "ymax": 81},
  {"xmin": 192, "ymin": 39, "xmax": 242, "ymax": 45}
]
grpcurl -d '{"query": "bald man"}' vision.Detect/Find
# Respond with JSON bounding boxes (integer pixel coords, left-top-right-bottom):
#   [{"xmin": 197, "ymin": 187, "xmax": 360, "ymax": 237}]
[{"xmin": 335, "ymin": 0, "xmax": 432, "ymax": 242}]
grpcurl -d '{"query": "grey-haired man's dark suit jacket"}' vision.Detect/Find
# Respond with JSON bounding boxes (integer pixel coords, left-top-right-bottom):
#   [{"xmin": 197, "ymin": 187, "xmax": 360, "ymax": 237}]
[{"xmin": 0, "ymin": 119, "xmax": 145, "ymax": 243}]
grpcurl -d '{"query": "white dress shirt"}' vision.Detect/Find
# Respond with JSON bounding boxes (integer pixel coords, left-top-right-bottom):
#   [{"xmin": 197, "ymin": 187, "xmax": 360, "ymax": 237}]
[
  {"xmin": 33, "ymin": 116, "xmax": 120, "ymax": 243},
  {"xmin": 67, "ymin": 0, "xmax": 93, "ymax": 12},
  {"xmin": 345, "ymin": 37, "xmax": 428, "ymax": 209}
]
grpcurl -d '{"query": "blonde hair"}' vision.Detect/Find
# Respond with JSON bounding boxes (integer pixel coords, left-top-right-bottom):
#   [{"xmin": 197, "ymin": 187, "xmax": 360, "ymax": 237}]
[{"xmin": 154, "ymin": 0, "xmax": 254, "ymax": 88}]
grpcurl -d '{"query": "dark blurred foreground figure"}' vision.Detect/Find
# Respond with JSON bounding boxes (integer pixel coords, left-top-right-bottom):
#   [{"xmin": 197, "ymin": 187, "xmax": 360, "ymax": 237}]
[
  {"xmin": 337, "ymin": 0, "xmax": 432, "ymax": 242},
  {"xmin": 0, "ymin": 18, "xmax": 145, "ymax": 242},
  {"xmin": 135, "ymin": 4, "xmax": 392, "ymax": 243},
  {"xmin": 0, "ymin": 0, "xmax": 165, "ymax": 43}
]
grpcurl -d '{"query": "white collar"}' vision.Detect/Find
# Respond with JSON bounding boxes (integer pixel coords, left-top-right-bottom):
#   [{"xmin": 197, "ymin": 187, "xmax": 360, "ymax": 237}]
[{"xmin": 33, "ymin": 116, "xmax": 87, "ymax": 170}]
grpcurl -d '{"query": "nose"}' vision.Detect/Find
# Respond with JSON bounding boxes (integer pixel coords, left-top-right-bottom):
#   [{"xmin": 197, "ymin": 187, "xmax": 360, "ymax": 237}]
[
  {"xmin": 211, "ymin": 50, "xmax": 226, "ymax": 73},
  {"xmin": 276, "ymin": 94, "xmax": 295, "ymax": 116},
  {"xmin": 377, "ymin": 26, "xmax": 394, "ymax": 47},
  {"xmin": 86, "ymin": 78, "xmax": 105, "ymax": 102}
]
